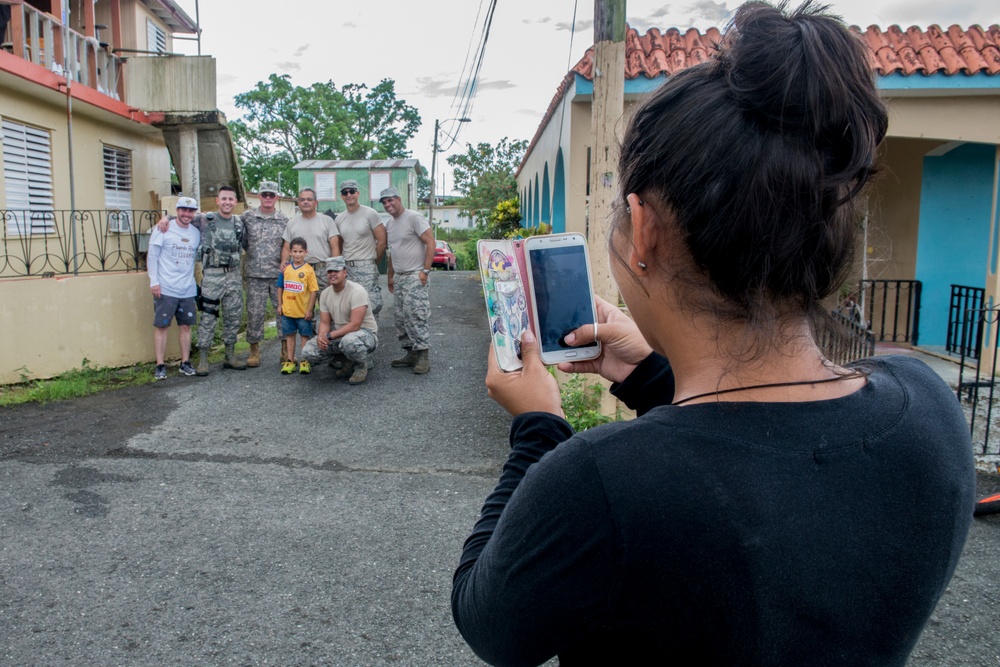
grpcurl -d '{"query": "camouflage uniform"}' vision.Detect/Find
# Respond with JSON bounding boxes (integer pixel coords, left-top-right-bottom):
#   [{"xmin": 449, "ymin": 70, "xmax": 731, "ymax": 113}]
[
  {"xmin": 346, "ymin": 263, "xmax": 383, "ymax": 317},
  {"xmin": 241, "ymin": 206, "xmax": 289, "ymax": 344},
  {"xmin": 302, "ymin": 329, "xmax": 378, "ymax": 366},
  {"xmin": 393, "ymin": 272, "xmax": 430, "ymax": 351},
  {"xmin": 195, "ymin": 213, "xmax": 245, "ymax": 349}
]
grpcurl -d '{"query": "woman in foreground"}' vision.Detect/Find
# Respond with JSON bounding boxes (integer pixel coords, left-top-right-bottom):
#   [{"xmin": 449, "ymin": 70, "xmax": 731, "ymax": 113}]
[{"xmin": 451, "ymin": 2, "xmax": 974, "ymax": 665}]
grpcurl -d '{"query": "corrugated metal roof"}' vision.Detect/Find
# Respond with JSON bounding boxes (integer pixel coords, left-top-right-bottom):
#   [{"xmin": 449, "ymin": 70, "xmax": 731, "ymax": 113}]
[{"xmin": 293, "ymin": 159, "xmax": 421, "ymax": 170}]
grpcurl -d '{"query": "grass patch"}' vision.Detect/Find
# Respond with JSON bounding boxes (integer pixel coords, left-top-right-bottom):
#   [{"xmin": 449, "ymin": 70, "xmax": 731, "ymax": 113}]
[
  {"xmin": 1, "ymin": 322, "xmax": 283, "ymax": 407},
  {"xmin": 0, "ymin": 360, "xmax": 156, "ymax": 407}
]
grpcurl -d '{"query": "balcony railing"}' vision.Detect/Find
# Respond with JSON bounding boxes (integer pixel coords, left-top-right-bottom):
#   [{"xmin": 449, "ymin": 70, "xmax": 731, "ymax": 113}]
[
  {"xmin": 3, "ymin": 2, "xmax": 123, "ymax": 99},
  {"xmin": 1, "ymin": 209, "xmax": 162, "ymax": 277}
]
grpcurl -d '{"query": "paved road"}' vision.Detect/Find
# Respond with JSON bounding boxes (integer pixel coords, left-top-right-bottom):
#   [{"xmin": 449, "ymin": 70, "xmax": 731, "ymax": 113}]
[{"xmin": 1, "ymin": 271, "xmax": 999, "ymax": 666}]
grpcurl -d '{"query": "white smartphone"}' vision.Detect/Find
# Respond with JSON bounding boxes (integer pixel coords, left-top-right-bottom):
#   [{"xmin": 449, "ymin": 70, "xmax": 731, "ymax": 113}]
[{"xmin": 523, "ymin": 233, "xmax": 602, "ymax": 365}]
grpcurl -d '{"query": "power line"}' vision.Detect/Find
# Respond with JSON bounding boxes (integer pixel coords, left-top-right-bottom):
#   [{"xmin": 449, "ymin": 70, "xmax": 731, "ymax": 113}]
[{"xmin": 440, "ymin": 0, "xmax": 498, "ymax": 152}]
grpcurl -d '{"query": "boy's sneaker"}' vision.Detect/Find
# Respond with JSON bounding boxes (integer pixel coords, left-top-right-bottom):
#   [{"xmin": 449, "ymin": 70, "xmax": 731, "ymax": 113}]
[
  {"xmin": 154, "ymin": 364, "xmax": 167, "ymax": 380},
  {"xmin": 298, "ymin": 360, "xmax": 311, "ymax": 374},
  {"xmin": 281, "ymin": 361, "xmax": 296, "ymax": 375},
  {"xmin": 179, "ymin": 360, "xmax": 196, "ymax": 376}
]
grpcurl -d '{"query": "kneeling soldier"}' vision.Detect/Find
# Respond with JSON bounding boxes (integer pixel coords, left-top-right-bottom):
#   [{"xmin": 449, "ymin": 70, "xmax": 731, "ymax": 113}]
[{"xmin": 301, "ymin": 256, "xmax": 378, "ymax": 384}]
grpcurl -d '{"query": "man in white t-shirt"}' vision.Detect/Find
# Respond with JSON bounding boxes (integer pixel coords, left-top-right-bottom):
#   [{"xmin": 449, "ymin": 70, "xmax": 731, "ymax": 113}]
[
  {"xmin": 381, "ymin": 187, "xmax": 435, "ymax": 375},
  {"xmin": 281, "ymin": 187, "xmax": 339, "ymax": 291},
  {"xmin": 334, "ymin": 179, "xmax": 387, "ymax": 316},
  {"xmin": 147, "ymin": 197, "xmax": 201, "ymax": 380},
  {"xmin": 301, "ymin": 256, "xmax": 379, "ymax": 385}
]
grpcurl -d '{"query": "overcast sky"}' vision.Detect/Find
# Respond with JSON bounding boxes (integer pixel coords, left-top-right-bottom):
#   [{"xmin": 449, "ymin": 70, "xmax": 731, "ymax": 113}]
[{"xmin": 169, "ymin": 0, "xmax": 998, "ymax": 194}]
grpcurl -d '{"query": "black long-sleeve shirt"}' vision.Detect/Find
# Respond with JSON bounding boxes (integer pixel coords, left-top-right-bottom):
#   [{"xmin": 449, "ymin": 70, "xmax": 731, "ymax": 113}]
[{"xmin": 453, "ymin": 354, "xmax": 974, "ymax": 666}]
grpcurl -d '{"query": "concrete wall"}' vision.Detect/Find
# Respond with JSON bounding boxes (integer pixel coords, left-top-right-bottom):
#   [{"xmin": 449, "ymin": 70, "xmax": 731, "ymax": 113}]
[
  {"xmin": 0, "ymin": 272, "xmax": 165, "ymax": 384},
  {"xmin": 125, "ymin": 56, "xmax": 217, "ymax": 112}
]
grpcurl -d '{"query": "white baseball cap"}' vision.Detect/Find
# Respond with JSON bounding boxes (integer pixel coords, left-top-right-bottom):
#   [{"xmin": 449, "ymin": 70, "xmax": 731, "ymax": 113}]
[{"xmin": 176, "ymin": 196, "xmax": 199, "ymax": 210}]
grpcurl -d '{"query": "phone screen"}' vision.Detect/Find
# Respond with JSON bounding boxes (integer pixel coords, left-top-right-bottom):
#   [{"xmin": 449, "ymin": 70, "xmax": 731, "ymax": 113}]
[{"xmin": 528, "ymin": 244, "xmax": 598, "ymax": 354}]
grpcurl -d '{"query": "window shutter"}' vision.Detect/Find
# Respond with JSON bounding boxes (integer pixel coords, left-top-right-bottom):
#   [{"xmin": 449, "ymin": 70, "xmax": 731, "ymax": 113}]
[
  {"xmin": 103, "ymin": 145, "xmax": 133, "ymax": 232},
  {"xmin": 314, "ymin": 172, "xmax": 337, "ymax": 201},
  {"xmin": 146, "ymin": 19, "xmax": 167, "ymax": 54},
  {"xmin": 3, "ymin": 119, "xmax": 54, "ymax": 235}
]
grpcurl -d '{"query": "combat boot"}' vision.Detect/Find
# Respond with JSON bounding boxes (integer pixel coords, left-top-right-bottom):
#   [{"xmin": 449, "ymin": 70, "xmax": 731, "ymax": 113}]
[
  {"xmin": 335, "ymin": 360, "xmax": 355, "ymax": 379},
  {"xmin": 413, "ymin": 349, "xmax": 430, "ymax": 375},
  {"xmin": 348, "ymin": 364, "xmax": 368, "ymax": 385},
  {"xmin": 391, "ymin": 349, "xmax": 419, "ymax": 368},
  {"xmin": 196, "ymin": 349, "xmax": 210, "ymax": 376},
  {"xmin": 223, "ymin": 344, "xmax": 247, "ymax": 370},
  {"xmin": 246, "ymin": 343, "xmax": 261, "ymax": 368}
]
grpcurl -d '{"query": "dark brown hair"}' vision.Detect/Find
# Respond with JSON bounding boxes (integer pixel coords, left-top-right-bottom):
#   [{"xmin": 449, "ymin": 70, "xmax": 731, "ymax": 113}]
[{"xmin": 615, "ymin": 1, "xmax": 887, "ymax": 325}]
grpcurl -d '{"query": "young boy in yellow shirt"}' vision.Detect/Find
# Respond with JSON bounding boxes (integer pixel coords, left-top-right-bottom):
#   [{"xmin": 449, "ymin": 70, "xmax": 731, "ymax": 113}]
[{"xmin": 276, "ymin": 237, "xmax": 319, "ymax": 374}]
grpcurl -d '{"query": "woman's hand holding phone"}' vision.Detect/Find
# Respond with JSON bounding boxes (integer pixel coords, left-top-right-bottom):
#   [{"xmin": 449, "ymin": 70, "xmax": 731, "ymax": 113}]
[
  {"xmin": 557, "ymin": 296, "xmax": 653, "ymax": 384},
  {"xmin": 486, "ymin": 330, "xmax": 564, "ymax": 418}
]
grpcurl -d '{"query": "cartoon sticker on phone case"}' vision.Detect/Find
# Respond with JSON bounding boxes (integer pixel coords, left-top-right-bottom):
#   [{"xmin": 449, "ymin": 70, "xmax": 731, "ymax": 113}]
[{"xmin": 478, "ymin": 244, "xmax": 529, "ymax": 371}]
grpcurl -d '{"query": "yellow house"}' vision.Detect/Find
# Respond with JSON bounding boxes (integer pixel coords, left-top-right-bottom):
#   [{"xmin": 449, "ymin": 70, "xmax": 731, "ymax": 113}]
[
  {"xmin": 518, "ymin": 23, "xmax": 1000, "ymax": 356},
  {"xmin": 0, "ymin": 0, "xmax": 242, "ymax": 383}
]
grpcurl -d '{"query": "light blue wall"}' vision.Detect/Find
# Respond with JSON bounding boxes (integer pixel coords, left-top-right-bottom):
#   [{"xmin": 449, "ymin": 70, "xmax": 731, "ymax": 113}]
[
  {"xmin": 915, "ymin": 143, "xmax": 997, "ymax": 346},
  {"xmin": 541, "ymin": 163, "xmax": 551, "ymax": 226}
]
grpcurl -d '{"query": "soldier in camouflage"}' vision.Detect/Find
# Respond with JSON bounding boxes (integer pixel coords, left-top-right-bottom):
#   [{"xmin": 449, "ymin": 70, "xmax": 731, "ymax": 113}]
[
  {"xmin": 301, "ymin": 257, "xmax": 379, "ymax": 385},
  {"xmin": 192, "ymin": 186, "xmax": 247, "ymax": 374},
  {"xmin": 242, "ymin": 180, "xmax": 289, "ymax": 367},
  {"xmin": 381, "ymin": 187, "xmax": 435, "ymax": 374},
  {"xmin": 334, "ymin": 179, "xmax": 386, "ymax": 317}
]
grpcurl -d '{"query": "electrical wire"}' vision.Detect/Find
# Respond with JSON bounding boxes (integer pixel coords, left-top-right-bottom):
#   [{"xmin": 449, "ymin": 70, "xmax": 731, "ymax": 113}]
[{"xmin": 440, "ymin": 0, "xmax": 498, "ymax": 152}]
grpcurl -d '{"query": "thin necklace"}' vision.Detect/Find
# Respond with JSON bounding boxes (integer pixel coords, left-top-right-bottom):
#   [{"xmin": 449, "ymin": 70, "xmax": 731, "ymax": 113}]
[{"xmin": 672, "ymin": 374, "xmax": 859, "ymax": 406}]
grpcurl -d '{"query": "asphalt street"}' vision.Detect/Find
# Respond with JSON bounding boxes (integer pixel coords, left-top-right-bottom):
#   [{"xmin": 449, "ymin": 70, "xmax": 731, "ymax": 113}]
[{"xmin": 1, "ymin": 270, "xmax": 999, "ymax": 666}]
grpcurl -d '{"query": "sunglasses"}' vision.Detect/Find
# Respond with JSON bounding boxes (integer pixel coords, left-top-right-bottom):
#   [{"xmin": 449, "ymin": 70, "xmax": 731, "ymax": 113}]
[
  {"xmin": 260, "ymin": 192, "xmax": 277, "ymax": 198},
  {"xmin": 340, "ymin": 189, "xmax": 358, "ymax": 195}
]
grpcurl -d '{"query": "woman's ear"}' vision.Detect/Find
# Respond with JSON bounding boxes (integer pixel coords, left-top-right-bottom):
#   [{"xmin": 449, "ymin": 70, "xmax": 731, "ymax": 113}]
[{"xmin": 626, "ymin": 193, "xmax": 656, "ymax": 272}]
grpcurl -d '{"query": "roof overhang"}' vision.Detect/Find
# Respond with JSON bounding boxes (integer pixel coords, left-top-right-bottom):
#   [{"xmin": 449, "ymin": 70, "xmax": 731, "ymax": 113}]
[{"xmin": 141, "ymin": 0, "xmax": 199, "ymax": 34}]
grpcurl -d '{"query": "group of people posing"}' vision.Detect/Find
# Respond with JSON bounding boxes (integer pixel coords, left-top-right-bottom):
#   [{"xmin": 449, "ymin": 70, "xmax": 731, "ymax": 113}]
[{"xmin": 145, "ymin": 180, "xmax": 437, "ymax": 385}]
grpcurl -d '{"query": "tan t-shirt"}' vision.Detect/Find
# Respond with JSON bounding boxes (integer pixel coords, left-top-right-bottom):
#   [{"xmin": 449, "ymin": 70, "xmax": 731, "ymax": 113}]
[
  {"xmin": 335, "ymin": 206, "xmax": 384, "ymax": 261},
  {"xmin": 319, "ymin": 280, "xmax": 378, "ymax": 333},
  {"xmin": 282, "ymin": 213, "xmax": 337, "ymax": 264},
  {"xmin": 386, "ymin": 209, "xmax": 431, "ymax": 272}
]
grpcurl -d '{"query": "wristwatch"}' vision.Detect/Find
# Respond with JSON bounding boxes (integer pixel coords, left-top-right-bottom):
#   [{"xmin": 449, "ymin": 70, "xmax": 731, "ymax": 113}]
[{"xmin": 420, "ymin": 268, "xmax": 430, "ymax": 275}]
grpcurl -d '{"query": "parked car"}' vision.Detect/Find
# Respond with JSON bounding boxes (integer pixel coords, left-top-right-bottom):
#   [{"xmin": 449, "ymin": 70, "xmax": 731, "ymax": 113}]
[{"xmin": 433, "ymin": 240, "xmax": 457, "ymax": 271}]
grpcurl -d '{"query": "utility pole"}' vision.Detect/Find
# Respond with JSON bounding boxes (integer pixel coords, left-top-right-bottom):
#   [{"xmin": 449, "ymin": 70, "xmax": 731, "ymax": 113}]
[
  {"xmin": 591, "ymin": 0, "xmax": 626, "ymax": 415},
  {"xmin": 590, "ymin": 0, "xmax": 626, "ymax": 306},
  {"xmin": 430, "ymin": 119, "xmax": 440, "ymax": 231}
]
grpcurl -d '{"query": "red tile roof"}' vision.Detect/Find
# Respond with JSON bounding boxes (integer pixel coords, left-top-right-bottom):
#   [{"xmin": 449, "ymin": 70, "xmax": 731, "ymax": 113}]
[{"xmin": 519, "ymin": 22, "xmax": 1000, "ymax": 174}]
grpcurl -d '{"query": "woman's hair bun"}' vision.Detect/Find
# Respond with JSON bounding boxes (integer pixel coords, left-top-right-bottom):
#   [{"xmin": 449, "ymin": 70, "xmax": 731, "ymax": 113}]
[{"xmin": 719, "ymin": 1, "xmax": 887, "ymax": 187}]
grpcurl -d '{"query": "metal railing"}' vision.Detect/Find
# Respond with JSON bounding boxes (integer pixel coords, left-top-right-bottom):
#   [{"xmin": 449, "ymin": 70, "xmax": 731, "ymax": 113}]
[
  {"xmin": 859, "ymin": 279, "xmax": 922, "ymax": 345},
  {"xmin": 957, "ymin": 305, "xmax": 1000, "ymax": 455},
  {"xmin": 1, "ymin": 209, "xmax": 162, "ymax": 277},
  {"xmin": 818, "ymin": 310, "xmax": 876, "ymax": 366},
  {"xmin": 946, "ymin": 285, "xmax": 985, "ymax": 359},
  {"xmin": 3, "ymin": 2, "xmax": 123, "ymax": 99}
]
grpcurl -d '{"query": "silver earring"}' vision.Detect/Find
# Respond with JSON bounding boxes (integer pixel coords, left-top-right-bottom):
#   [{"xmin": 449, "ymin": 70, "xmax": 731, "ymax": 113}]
[{"xmin": 637, "ymin": 261, "xmax": 648, "ymax": 270}]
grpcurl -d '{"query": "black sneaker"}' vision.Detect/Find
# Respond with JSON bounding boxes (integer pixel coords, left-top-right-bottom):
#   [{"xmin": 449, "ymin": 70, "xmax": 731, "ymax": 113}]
[
  {"xmin": 154, "ymin": 364, "xmax": 167, "ymax": 380},
  {"xmin": 179, "ymin": 360, "xmax": 196, "ymax": 376}
]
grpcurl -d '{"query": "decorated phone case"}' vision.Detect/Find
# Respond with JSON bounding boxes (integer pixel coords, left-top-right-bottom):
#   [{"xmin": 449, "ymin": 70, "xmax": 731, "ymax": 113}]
[{"xmin": 477, "ymin": 239, "xmax": 534, "ymax": 372}]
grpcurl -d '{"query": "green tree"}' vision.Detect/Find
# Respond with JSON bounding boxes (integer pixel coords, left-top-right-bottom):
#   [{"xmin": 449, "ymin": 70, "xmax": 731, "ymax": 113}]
[
  {"xmin": 487, "ymin": 198, "xmax": 522, "ymax": 237},
  {"xmin": 231, "ymin": 74, "xmax": 421, "ymax": 196},
  {"xmin": 447, "ymin": 137, "xmax": 528, "ymax": 227}
]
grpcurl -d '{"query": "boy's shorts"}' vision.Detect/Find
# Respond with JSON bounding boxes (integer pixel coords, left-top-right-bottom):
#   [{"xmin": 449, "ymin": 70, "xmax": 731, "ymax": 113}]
[
  {"xmin": 154, "ymin": 295, "xmax": 197, "ymax": 328},
  {"xmin": 281, "ymin": 315, "xmax": 314, "ymax": 337}
]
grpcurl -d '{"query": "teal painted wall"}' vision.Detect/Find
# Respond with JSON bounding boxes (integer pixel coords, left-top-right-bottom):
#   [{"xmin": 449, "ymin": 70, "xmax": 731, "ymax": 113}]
[
  {"xmin": 915, "ymin": 142, "xmax": 997, "ymax": 346},
  {"xmin": 552, "ymin": 150, "xmax": 566, "ymax": 233}
]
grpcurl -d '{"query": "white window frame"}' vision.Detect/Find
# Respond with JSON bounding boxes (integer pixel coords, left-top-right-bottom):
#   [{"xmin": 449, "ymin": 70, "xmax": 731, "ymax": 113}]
[
  {"xmin": 314, "ymin": 172, "xmax": 337, "ymax": 201},
  {"xmin": 146, "ymin": 18, "xmax": 167, "ymax": 54},
  {"xmin": 369, "ymin": 172, "xmax": 391, "ymax": 201},
  {"xmin": 103, "ymin": 144, "xmax": 132, "ymax": 232},
  {"xmin": 2, "ymin": 118, "xmax": 55, "ymax": 236}
]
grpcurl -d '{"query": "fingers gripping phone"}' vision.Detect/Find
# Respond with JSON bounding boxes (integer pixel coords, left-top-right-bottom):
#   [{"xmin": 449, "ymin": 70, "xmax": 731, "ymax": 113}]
[{"xmin": 523, "ymin": 233, "xmax": 602, "ymax": 365}]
